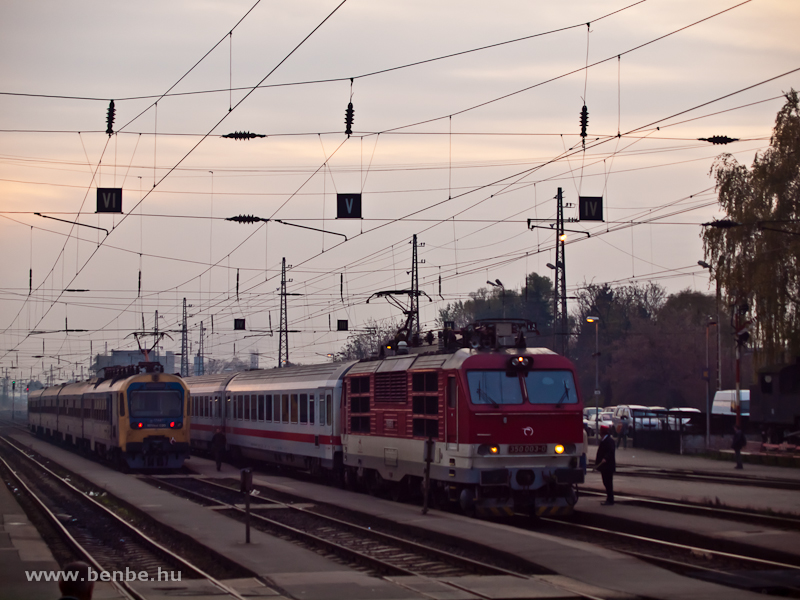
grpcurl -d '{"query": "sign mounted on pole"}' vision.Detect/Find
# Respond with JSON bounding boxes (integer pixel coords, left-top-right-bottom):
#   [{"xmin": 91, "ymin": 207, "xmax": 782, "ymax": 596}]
[
  {"xmin": 337, "ymin": 320, "xmax": 349, "ymax": 331},
  {"xmin": 336, "ymin": 193, "xmax": 362, "ymax": 219},
  {"xmin": 96, "ymin": 188, "xmax": 123, "ymax": 213},
  {"xmin": 578, "ymin": 196, "xmax": 603, "ymax": 221}
]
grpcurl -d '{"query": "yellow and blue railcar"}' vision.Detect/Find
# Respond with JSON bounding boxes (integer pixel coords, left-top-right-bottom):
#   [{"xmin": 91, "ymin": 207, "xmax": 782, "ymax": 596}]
[{"xmin": 28, "ymin": 363, "xmax": 190, "ymax": 469}]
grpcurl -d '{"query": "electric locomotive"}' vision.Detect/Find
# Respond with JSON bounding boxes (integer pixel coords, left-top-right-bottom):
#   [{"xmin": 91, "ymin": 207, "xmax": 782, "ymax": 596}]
[
  {"xmin": 27, "ymin": 362, "xmax": 190, "ymax": 469},
  {"xmin": 341, "ymin": 320, "xmax": 585, "ymax": 516}
]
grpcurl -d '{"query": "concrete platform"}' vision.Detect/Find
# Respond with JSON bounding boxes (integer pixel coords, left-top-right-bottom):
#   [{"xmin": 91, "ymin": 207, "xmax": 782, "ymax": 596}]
[
  {"xmin": 0, "ymin": 474, "xmax": 61, "ymax": 600},
  {"xmin": 5, "ymin": 431, "xmax": 780, "ymax": 600}
]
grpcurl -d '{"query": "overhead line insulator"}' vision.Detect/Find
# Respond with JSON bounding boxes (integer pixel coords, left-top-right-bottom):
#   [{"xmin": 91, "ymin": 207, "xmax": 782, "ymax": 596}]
[
  {"xmin": 226, "ymin": 215, "xmax": 265, "ymax": 224},
  {"xmin": 106, "ymin": 100, "xmax": 115, "ymax": 136},
  {"xmin": 698, "ymin": 135, "xmax": 739, "ymax": 145},
  {"xmin": 345, "ymin": 102, "xmax": 354, "ymax": 137},
  {"xmin": 221, "ymin": 131, "xmax": 266, "ymax": 140},
  {"xmin": 579, "ymin": 105, "xmax": 588, "ymax": 139}
]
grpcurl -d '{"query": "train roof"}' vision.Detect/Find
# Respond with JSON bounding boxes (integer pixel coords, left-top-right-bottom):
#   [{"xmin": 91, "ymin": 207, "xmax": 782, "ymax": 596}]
[
  {"xmin": 184, "ymin": 361, "xmax": 358, "ymax": 394},
  {"xmin": 347, "ymin": 346, "xmax": 559, "ymax": 374}
]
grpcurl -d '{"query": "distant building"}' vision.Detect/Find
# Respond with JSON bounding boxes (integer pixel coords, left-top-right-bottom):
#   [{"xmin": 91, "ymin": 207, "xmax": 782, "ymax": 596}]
[{"xmin": 95, "ymin": 350, "xmax": 176, "ymax": 375}]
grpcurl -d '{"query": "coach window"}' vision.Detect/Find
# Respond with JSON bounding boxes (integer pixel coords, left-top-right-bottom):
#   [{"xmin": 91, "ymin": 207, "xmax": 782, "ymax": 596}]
[
  {"xmin": 290, "ymin": 394, "xmax": 299, "ymax": 423},
  {"xmin": 318, "ymin": 396, "xmax": 325, "ymax": 426},
  {"xmin": 119, "ymin": 395, "xmax": 125, "ymax": 417},
  {"xmin": 258, "ymin": 395, "xmax": 265, "ymax": 421},
  {"xmin": 281, "ymin": 394, "xmax": 289, "ymax": 423},
  {"xmin": 300, "ymin": 393, "xmax": 308, "ymax": 423},
  {"xmin": 309, "ymin": 394, "xmax": 315, "ymax": 424},
  {"xmin": 265, "ymin": 395, "xmax": 272, "ymax": 422},
  {"xmin": 244, "ymin": 395, "xmax": 251, "ymax": 420}
]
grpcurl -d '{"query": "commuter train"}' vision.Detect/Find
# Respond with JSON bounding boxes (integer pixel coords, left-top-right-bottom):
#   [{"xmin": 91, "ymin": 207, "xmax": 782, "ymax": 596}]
[
  {"xmin": 186, "ymin": 320, "xmax": 585, "ymax": 516},
  {"xmin": 27, "ymin": 362, "xmax": 191, "ymax": 469}
]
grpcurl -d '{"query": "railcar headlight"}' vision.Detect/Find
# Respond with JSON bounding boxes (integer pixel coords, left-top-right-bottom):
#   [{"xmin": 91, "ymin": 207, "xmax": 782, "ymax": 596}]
[
  {"xmin": 477, "ymin": 444, "xmax": 500, "ymax": 456},
  {"xmin": 554, "ymin": 444, "xmax": 565, "ymax": 454}
]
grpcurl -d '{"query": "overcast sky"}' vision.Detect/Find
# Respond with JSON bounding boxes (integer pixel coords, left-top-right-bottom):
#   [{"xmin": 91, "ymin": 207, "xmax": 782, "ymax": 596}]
[{"xmin": 1, "ymin": 0, "xmax": 798, "ymax": 380}]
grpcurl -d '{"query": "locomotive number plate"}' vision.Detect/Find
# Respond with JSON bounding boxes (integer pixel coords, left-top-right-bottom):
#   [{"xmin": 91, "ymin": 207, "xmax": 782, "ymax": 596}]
[{"xmin": 509, "ymin": 444, "xmax": 547, "ymax": 454}]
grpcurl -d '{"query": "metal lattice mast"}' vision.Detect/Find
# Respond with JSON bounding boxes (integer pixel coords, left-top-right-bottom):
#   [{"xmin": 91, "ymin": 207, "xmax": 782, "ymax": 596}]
[
  {"xmin": 555, "ymin": 188, "xmax": 569, "ymax": 357},
  {"xmin": 180, "ymin": 298, "xmax": 188, "ymax": 376},
  {"xmin": 197, "ymin": 321, "xmax": 205, "ymax": 376},
  {"xmin": 278, "ymin": 257, "xmax": 288, "ymax": 368},
  {"xmin": 411, "ymin": 234, "xmax": 419, "ymax": 339}
]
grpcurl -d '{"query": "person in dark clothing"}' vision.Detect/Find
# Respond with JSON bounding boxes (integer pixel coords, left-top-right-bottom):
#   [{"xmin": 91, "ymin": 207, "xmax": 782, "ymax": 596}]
[
  {"xmin": 58, "ymin": 561, "xmax": 93, "ymax": 600},
  {"xmin": 616, "ymin": 416, "xmax": 629, "ymax": 449},
  {"xmin": 732, "ymin": 426, "xmax": 746, "ymax": 469},
  {"xmin": 594, "ymin": 431, "xmax": 616, "ymax": 505},
  {"xmin": 210, "ymin": 428, "xmax": 227, "ymax": 472}
]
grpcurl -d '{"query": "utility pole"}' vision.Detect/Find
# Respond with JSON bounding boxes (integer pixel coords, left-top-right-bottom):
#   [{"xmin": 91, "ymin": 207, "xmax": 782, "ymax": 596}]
[
  {"xmin": 181, "ymin": 298, "xmax": 188, "ymax": 377},
  {"xmin": 279, "ymin": 258, "xmax": 288, "ymax": 368}
]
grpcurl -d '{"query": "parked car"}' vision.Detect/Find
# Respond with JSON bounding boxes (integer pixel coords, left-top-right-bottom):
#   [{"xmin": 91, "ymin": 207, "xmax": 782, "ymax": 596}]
[
  {"xmin": 583, "ymin": 407, "xmax": 602, "ymax": 435},
  {"xmin": 597, "ymin": 411, "xmax": 615, "ymax": 437},
  {"xmin": 667, "ymin": 407, "xmax": 701, "ymax": 429},
  {"xmin": 612, "ymin": 405, "xmax": 663, "ymax": 433}
]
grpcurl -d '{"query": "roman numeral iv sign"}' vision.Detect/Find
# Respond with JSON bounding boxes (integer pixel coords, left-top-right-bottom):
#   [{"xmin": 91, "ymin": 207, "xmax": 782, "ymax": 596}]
[
  {"xmin": 96, "ymin": 188, "xmax": 123, "ymax": 213},
  {"xmin": 337, "ymin": 193, "xmax": 362, "ymax": 219},
  {"xmin": 578, "ymin": 196, "xmax": 603, "ymax": 221}
]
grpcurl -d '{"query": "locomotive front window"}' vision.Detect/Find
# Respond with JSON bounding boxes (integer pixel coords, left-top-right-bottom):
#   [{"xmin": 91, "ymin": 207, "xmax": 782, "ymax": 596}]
[
  {"xmin": 467, "ymin": 371, "xmax": 523, "ymax": 405},
  {"xmin": 129, "ymin": 390, "xmax": 183, "ymax": 417},
  {"xmin": 523, "ymin": 371, "xmax": 578, "ymax": 405}
]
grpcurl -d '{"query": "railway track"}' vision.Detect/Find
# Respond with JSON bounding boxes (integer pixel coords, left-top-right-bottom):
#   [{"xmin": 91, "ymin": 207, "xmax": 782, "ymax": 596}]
[
  {"xmin": 615, "ymin": 464, "xmax": 800, "ymax": 491},
  {"xmin": 143, "ymin": 474, "xmax": 538, "ymax": 579},
  {"xmin": 536, "ymin": 514, "xmax": 800, "ymax": 597},
  {"xmin": 0, "ymin": 434, "xmax": 258, "ymax": 600},
  {"xmin": 580, "ymin": 486, "xmax": 800, "ymax": 529}
]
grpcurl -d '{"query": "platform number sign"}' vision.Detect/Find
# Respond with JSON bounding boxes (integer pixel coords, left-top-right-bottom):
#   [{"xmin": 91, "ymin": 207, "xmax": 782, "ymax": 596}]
[
  {"xmin": 336, "ymin": 193, "xmax": 362, "ymax": 219},
  {"xmin": 579, "ymin": 196, "xmax": 603, "ymax": 221},
  {"xmin": 96, "ymin": 188, "xmax": 123, "ymax": 213}
]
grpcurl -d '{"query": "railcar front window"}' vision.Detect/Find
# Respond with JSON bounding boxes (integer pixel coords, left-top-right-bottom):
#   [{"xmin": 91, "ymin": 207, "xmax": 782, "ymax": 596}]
[
  {"xmin": 129, "ymin": 391, "xmax": 183, "ymax": 417},
  {"xmin": 523, "ymin": 371, "xmax": 578, "ymax": 405},
  {"xmin": 467, "ymin": 371, "xmax": 523, "ymax": 405}
]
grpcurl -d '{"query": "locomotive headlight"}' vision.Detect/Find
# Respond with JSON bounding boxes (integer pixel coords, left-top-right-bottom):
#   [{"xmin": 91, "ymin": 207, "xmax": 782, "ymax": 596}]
[
  {"xmin": 554, "ymin": 444, "xmax": 565, "ymax": 454},
  {"xmin": 477, "ymin": 444, "xmax": 500, "ymax": 456}
]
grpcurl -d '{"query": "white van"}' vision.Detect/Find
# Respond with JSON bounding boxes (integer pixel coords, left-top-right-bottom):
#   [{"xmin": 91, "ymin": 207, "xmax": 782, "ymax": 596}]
[{"xmin": 712, "ymin": 390, "xmax": 750, "ymax": 416}]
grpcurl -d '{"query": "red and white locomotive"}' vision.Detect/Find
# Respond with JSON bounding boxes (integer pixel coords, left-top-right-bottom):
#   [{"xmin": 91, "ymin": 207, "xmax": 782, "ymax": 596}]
[{"xmin": 185, "ymin": 319, "xmax": 585, "ymax": 516}]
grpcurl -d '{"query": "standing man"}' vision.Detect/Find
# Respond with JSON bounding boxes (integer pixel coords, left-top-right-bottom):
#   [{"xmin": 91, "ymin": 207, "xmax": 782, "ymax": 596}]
[
  {"xmin": 732, "ymin": 425, "xmax": 746, "ymax": 470},
  {"xmin": 594, "ymin": 429, "xmax": 616, "ymax": 505},
  {"xmin": 210, "ymin": 428, "xmax": 227, "ymax": 472},
  {"xmin": 617, "ymin": 416, "xmax": 629, "ymax": 449}
]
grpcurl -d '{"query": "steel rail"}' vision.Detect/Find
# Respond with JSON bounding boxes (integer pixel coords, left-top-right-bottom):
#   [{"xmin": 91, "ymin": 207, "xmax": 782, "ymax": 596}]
[
  {"xmin": 0, "ymin": 434, "xmax": 250, "ymax": 600},
  {"xmin": 179, "ymin": 475, "xmax": 531, "ymax": 578},
  {"xmin": 0, "ymin": 453, "xmax": 141, "ymax": 600},
  {"xmin": 540, "ymin": 516, "xmax": 800, "ymax": 571},
  {"xmin": 579, "ymin": 487, "xmax": 800, "ymax": 527},
  {"xmin": 150, "ymin": 475, "xmax": 611, "ymax": 600},
  {"xmin": 614, "ymin": 464, "xmax": 800, "ymax": 490}
]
